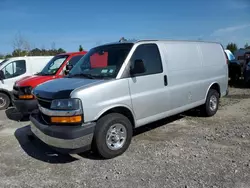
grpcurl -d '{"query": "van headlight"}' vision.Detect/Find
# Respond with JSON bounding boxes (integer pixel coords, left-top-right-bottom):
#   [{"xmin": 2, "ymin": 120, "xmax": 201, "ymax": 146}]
[
  {"xmin": 51, "ymin": 98, "xmax": 82, "ymax": 110},
  {"xmin": 24, "ymin": 86, "xmax": 33, "ymax": 94}
]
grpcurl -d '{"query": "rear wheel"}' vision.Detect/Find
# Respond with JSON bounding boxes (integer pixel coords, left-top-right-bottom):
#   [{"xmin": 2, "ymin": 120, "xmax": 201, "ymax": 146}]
[
  {"xmin": 0, "ymin": 93, "xmax": 10, "ymax": 110},
  {"xmin": 92, "ymin": 113, "xmax": 133, "ymax": 159},
  {"xmin": 202, "ymin": 89, "xmax": 219, "ymax": 117}
]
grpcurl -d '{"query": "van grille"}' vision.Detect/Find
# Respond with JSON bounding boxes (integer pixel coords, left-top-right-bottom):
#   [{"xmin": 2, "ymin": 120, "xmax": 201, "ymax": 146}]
[{"xmin": 36, "ymin": 97, "xmax": 52, "ymax": 109}]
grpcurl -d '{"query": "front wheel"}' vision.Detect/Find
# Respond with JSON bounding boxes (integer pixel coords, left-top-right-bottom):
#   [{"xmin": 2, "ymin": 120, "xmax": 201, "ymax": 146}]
[
  {"xmin": 0, "ymin": 93, "xmax": 10, "ymax": 110},
  {"xmin": 92, "ymin": 113, "xmax": 133, "ymax": 159},
  {"xmin": 202, "ymin": 89, "xmax": 219, "ymax": 117}
]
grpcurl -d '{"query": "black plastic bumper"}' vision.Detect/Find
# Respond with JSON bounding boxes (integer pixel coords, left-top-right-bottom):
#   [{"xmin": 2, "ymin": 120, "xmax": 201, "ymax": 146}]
[
  {"xmin": 29, "ymin": 112, "xmax": 96, "ymax": 154},
  {"xmin": 12, "ymin": 99, "xmax": 38, "ymax": 115}
]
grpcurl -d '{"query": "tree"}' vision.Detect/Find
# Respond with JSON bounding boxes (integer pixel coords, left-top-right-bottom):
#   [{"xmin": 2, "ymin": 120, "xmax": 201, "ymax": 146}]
[
  {"xmin": 119, "ymin": 37, "xmax": 127, "ymax": 42},
  {"xmin": 29, "ymin": 48, "xmax": 42, "ymax": 56},
  {"xmin": 5, "ymin": 54, "xmax": 12, "ymax": 58},
  {"xmin": 51, "ymin": 42, "xmax": 56, "ymax": 50},
  {"xmin": 245, "ymin": 43, "xmax": 249, "ymax": 49},
  {"xmin": 79, "ymin": 45, "xmax": 83, "ymax": 52},
  {"xmin": 57, "ymin": 48, "xmax": 66, "ymax": 54},
  {"xmin": 226, "ymin": 43, "xmax": 238, "ymax": 53},
  {"xmin": 12, "ymin": 32, "xmax": 30, "ymax": 56}
]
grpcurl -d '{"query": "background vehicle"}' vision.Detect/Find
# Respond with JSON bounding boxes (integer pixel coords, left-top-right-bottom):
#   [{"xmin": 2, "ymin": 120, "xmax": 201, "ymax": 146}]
[
  {"xmin": 224, "ymin": 49, "xmax": 242, "ymax": 83},
  {"xmin": 0, "ymin": 56, "xmax": 53, "ymax": 110},
  {"xmin": 12, "ymin": 51, "xmax": 87, "ymax": 116},
  {"xmin": 243, "ymin": 54, "xmax": 250, "ymax": 86},
  {"xmin": 30, "ymin": 40, "xmax": 228, "ymax": 159},
  {"xmin": 234, "ymin": 48, "xmax": 250, "ymax": 66}
]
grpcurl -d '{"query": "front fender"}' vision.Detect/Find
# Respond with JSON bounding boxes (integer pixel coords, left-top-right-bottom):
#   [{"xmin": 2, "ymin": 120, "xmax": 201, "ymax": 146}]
[{"xmin": 94, "ymin": 104, "xmax": 136, "ymax": 124}]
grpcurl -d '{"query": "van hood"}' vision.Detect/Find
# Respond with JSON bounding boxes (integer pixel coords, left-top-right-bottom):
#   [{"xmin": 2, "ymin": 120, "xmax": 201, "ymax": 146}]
[
  {"xmin": 33, "ymin": 77, "xmax": 109, "ymax": 99},
  {"xmin": 15, "ymin": 75, "xmax": 54, "ymax": 88}
]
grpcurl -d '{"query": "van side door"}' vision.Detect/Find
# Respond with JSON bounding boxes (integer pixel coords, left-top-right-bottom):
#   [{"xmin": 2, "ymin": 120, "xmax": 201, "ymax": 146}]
[{"xmin": 127, "ymin": 43, "xmax": 170, "ymax": 127}]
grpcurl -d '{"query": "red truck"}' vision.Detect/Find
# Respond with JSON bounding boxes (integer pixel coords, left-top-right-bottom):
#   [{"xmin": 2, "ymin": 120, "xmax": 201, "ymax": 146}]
[{"xmin": 12, "ymin": 51, "xmax": 87, "ymax": 116}]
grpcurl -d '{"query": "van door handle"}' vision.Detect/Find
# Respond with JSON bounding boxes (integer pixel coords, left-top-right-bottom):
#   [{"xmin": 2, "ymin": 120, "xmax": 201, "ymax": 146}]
[{"xmin": 164, "ymin": 75, "xmax": 168, "ymax": 86}]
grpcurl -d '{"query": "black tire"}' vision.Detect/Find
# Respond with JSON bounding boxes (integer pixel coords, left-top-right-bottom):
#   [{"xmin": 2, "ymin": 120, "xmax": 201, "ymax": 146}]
[
  {"xmin": 202, "ymin": 89, "xmax": 219, "ymax": 117},
  {"xmin": 92, "ymin": 113, "xmax": 133, "ymax": 159},
  {"xmin": 0, "ymin": 92, "xmax": 10, "ymax": 110}
]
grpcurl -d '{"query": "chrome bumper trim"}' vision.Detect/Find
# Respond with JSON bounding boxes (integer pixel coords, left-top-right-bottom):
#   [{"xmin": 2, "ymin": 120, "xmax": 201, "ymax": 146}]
[{"xmin": 30, "ymin": 122, "xmax": 93, "ymax": 149}]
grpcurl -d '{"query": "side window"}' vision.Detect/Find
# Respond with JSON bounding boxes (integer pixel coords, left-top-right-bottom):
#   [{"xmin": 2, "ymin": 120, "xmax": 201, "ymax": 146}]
[
  {"xmin": 130, "ymin": 44, "xmax": 163, "ymax": 76},
  {"xmin": 68, "ymin": 55, "xmax": 84, "ymax": 66},
  {"xmin": 2, "ymin": 60, "xmax": 26, "ymax": 79},
  {"xmin": 62, "ymin": 55, "xmax": 84, "ymax": 72}
]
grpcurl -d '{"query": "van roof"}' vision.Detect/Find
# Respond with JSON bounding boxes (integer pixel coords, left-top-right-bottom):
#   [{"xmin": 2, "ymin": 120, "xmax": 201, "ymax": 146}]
[
  {"xmin": 3, "ymin": 56, "xmax": 54, "ymax": 61},
  {"xmin": 99, "ymin": 39, "xmax": 222, "ymax": 47},
  {"xmin": 58, "ymin": 51, "xmax": 88, "ymax": 56}
]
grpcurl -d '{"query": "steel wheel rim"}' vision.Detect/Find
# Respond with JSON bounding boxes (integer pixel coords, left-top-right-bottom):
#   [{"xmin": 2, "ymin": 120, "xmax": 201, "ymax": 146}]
[
  {"xmin": 209, "ymin": 95, "xmax": 217, "ymax": 111},
  {"xmin": 0, "ymin": 97, "xmax": 6, "ymax": 108},
  {"xmin": 106, "ymin": 123, "xmax": 127, "ymax": 150}
]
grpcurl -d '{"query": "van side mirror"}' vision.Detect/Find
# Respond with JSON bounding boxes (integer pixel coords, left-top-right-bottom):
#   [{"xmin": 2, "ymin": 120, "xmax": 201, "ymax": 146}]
[
  {"xmin": 66, "ymin": 64, "xmax": 73, "ymax": 71},
  {"xmin": 130, "ymin": 59, "xmax": 146, "ymax": 75},
  {"xmin": 64, "ymin": 64, "xmax": 73, "ymax": 76},
  {"xmin": 0, "ymin": 70, "xmax": 4, "ymax": 80}
]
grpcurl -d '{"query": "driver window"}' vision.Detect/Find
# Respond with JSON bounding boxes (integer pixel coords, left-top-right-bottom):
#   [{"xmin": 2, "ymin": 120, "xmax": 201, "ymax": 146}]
[
  {"xmin": 2, "ymin": 60, "xmax": 26, "ymax": 79},
  {"xmin": 61, "ymin": 55, "xmax": 84, "ymax": 75},
  {"xmin": 130, "ymin": 44, "xmax": 163, "ymax": 76}
]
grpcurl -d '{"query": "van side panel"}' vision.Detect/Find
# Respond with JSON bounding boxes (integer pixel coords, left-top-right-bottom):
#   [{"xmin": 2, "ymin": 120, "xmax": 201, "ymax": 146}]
[
  {"xmin": 29, "ymin": 57, "xmax": 53, "ymax": 74},
  {"xmin": 198, "ymin": 43, "xmax": 228, "ymax": 98},
  {"xmin": 162, "ymin": 41, "xmax": 204, "ymax": 110}
]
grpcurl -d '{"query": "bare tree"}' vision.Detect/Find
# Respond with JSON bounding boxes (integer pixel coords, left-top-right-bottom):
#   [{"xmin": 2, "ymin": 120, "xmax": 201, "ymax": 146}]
[
  {"xmin": 12, "ymin": 32, "xmax": 30, "ymax": 55},
  {"xmin": 51, "ymin": 42, "xmax": 56, "ymax": 50},
  {"xmin": 23, "ymin": 40, "xmax": 31, "ymax": 52}
]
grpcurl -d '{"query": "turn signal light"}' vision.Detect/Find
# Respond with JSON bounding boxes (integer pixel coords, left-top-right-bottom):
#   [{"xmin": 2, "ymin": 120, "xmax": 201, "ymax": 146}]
[
  {"xmin": 19, "ymin": 95, "xmax": 34, "ymax": 99},
  {"xmin": 51, "ymin": 116, "xmax": 82, "ymax": 123}
]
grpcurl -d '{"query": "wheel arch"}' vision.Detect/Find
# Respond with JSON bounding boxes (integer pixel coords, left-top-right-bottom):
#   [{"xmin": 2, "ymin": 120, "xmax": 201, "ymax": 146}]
[
  {"xmin": 205, "ymin": 82, "xmax": 221, "ymax": 99},
  {"xmin": 95, "ymin": 105, "xmax": 136, "ymax": 128},
  {"xmin": 0, "ymin": 89, "xmax": 12, "ymax": 101}
]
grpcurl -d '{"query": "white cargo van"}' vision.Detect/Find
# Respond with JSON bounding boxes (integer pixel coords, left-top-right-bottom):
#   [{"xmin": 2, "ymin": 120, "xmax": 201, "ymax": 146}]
[
  {"xmin": 0, "ymin": 56, "xmax": 53, "ymax": 110},
  {"xmin": 30, "ymin": 40, "xmax": 228, "ymax": 159}
]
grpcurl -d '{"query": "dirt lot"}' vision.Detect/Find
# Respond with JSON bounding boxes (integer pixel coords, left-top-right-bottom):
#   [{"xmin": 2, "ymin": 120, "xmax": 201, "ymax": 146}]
[{"xmin": 0, "ymin": 86, "xmax": 250, "ymax": 188}]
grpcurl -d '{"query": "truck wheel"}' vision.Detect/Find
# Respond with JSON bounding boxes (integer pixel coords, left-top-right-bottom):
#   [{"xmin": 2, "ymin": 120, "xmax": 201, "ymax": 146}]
[
  {"xmin": 202, "ymin": 89, "xmax": 219, "ymax": 117},
  {"xmin": 0, "ymin": 93, "xmax": 10, "ymax": 110},
  {"xmin": 92, "ymin": 113, "xmax": 133, "ymax": 159}
]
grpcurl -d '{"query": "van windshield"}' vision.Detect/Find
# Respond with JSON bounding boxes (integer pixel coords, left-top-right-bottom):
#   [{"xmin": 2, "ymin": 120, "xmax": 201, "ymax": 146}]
[
  {"xmin": 68, "ymin": 43, "xmax": 133, "ymax": 79},
  {"xmin": 37, "ymin": 55, "xmax": 69, "ymax": 76},
  {"xmin": 0, "ymin": 59, "xmax": 9, "ymax": 67}
]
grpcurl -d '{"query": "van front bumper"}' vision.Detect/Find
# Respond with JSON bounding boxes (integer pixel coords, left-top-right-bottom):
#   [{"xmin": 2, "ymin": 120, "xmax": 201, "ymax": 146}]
[
  {"xmin": 30, "ymin": 113, "xmax": 96, "ymax": 154},
  {"xmin": 12, "ymin": 99, "xmax": 38, "ymax": 115}
]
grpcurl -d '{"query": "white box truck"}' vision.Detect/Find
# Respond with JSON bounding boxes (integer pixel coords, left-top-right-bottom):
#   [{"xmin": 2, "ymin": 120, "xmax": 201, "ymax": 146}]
[{"xmin": 0, "ymin": 56, "xmax": 53, "ymax": 110}]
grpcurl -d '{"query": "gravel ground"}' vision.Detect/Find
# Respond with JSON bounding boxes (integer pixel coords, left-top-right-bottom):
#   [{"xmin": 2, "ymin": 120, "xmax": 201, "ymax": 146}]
[{"xmin": 0, "ymin": 87, "xmax": 250, "ymax": 188}]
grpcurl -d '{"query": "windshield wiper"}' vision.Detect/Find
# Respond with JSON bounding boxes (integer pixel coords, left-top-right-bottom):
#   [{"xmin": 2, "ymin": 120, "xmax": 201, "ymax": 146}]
[
  {"xmin": 68, "ymin": 73, "xmax": 107, "ymax": 79},
  {"xmin": 68, "ymin": 73, "xmax": 96, "ymax": 79},
  {"xmin": 35, "ymin": 72, "xmax": 51, "ymax": 76}
]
